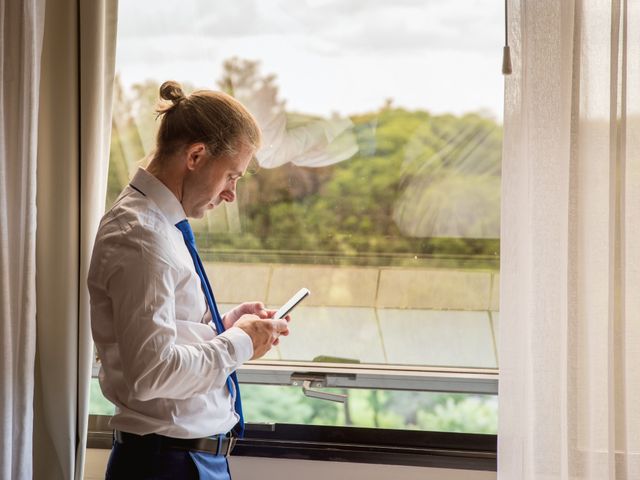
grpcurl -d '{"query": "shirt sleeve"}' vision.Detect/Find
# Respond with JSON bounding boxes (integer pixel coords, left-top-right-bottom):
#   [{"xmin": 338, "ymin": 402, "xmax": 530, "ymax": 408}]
[{"xmin": 102, "ymin": 224, "xmax": 252, "ymax": 401}]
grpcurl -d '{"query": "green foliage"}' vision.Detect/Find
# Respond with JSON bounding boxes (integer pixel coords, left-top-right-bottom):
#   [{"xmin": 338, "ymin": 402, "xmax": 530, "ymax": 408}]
[
  {"xmin": 241, "ymin": 385, "xmax": 497, "ymax": 434},
  {"xmin": 89, "ymin": 378, "xmax": 497, "ymax": 434},
  {"xmin": 107, "ymin": 65, "xmax": 502, "ymax": 270},
  {"xmin": 89, "ymin": 378, "xmax": 116, "ymax": 416},
  {"xmin": 417, "ymin": 396, "xmax": 498, "ymax": 434}
]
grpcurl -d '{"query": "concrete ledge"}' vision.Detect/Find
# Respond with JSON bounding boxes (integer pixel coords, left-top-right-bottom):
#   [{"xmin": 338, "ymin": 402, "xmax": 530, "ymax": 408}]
[
  {"xmin": 205, "ymin": 263, "xmax": 271, "ymax": 303},
  {"xmin": 267, "ymin": 265, "xmax": 379, "ymax": 307},
  {"xmin": 377, "ymin": 269, "xmax": 492, "ymax": 311},
  {"xmin": 378, "ymin": 310, "xmax": 497, "ymax": 368}
]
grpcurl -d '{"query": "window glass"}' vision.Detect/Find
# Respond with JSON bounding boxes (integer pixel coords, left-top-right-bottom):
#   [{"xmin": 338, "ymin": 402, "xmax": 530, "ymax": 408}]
[
  {"xmin": 93, "ymin": 0, "xmax": 503, "ymax": 435},
  {"xmin": 242, "ymin": 385, "xmax": 497, "ymax": 433},
  {"xmin": 89, "ymin": 379, "xmax": 497, "ymax": 434},
  {"xmin": 90, "ymin": 378, "xmax": 115, "ymax": 416}
]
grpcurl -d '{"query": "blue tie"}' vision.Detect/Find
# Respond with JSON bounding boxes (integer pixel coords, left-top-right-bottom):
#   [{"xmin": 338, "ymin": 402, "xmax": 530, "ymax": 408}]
[{"xmin": 175, "ymin": 219, "xmax": 245, "ymax": 437}]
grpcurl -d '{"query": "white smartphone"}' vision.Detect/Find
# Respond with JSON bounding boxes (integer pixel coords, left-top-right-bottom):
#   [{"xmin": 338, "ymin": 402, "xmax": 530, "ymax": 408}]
[{"xmin": 273, "ymin": 288, "xmax": 310, "ymax": 320}]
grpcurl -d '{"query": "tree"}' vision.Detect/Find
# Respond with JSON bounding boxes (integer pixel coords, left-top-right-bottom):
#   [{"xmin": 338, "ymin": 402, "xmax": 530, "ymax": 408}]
[{"xmin": 107, "ymin": 59, "xmax": 503, "ymax": 270}]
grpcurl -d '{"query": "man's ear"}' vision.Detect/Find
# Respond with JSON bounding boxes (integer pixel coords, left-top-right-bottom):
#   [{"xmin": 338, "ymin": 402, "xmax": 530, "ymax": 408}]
[{"xmin": 185, "ymin": 143, "xmax": 207, "ymax": 171}]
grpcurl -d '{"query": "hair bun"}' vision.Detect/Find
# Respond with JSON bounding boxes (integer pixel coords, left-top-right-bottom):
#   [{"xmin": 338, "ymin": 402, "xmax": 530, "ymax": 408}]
[{"xmin": 159, "ymin": 80, "xmax": 186, "ymax": 104}]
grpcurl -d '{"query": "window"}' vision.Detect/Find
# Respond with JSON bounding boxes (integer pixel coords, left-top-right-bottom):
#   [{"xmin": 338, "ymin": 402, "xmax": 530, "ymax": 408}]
[{"xmin": 91, "ymin": 0, "xmax": 502, "ymax": 469}]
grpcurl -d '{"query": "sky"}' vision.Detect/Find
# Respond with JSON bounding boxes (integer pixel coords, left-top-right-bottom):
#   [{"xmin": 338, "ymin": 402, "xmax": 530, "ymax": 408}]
[{"xmin": 116, "ymin": 0, "xmax": 505, "ymax": 120}]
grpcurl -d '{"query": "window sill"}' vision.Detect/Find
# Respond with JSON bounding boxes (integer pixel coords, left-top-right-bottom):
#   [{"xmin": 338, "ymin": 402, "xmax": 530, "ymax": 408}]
[{"xmin": 87, "ymin": 417, "xmax": 496, "ymax": 471}]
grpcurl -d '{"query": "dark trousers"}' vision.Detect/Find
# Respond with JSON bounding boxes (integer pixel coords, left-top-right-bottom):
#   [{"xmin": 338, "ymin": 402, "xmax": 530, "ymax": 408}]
[{"xmin": 105, "ymin": 437, "xmax": 232, "ymax": 480}]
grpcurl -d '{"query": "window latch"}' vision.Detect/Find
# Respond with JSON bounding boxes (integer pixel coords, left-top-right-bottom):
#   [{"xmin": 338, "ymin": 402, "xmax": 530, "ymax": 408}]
[{"xmin": 291, "ymin": 373, "xmax": 347, "ymax": 403}]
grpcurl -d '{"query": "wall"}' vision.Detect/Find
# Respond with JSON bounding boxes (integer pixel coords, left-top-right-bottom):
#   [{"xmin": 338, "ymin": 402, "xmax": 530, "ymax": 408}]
[{"xmin": 84, "ymin": 449, "xmax": 497, "ymax": 480}]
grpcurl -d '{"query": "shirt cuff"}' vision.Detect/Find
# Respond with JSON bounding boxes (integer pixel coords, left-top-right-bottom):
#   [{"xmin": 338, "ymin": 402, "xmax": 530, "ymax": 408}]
[{"xmin": 218, "ymin": 326, "xmax": 254, "ymax": 363}]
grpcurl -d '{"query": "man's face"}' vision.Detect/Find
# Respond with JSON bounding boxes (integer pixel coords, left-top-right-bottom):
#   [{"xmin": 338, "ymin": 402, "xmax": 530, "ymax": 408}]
[{"xmin": 182, "ymin": 142, "xmax": 254, "ymax": 219}]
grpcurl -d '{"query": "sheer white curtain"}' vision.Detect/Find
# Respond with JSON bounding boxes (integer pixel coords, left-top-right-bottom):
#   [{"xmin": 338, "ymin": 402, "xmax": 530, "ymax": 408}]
[
  {"xmin": 499, "ymin": 0, "xmax": 640, "ymax": 479},
  {"xmin": 34, "ymin": 2, "xmax": 118, "ymax": 479},
  {"xmin": 0, "ymin": 0, "xmax": 117, "ymax": 479},
  {"xmin": 0, "ymin": 0, "xmax": 46, "ymax": 478}
]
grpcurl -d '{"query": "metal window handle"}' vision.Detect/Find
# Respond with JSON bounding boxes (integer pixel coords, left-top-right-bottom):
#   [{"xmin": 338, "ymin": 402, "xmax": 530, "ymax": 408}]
[
  {"xmin": 291, "ymin": 373, "xmax": 348, "ymax": 403},
  {"xmin": 302, "ymin": 380, "xmax": 347, "ymax": 403}
]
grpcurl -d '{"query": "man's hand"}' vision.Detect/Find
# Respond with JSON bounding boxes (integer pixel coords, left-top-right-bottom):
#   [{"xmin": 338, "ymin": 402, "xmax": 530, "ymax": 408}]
[
  {"xmin": 223, "ymin": 302, "xmax": 269, "ymax": 330},
  {"xmin": 224, "ymin": 302, "xmax": 291, "ymax": 345},
  {"xmin": 234, "ymin": 315, "xmax": 290, "ymax": 360}
]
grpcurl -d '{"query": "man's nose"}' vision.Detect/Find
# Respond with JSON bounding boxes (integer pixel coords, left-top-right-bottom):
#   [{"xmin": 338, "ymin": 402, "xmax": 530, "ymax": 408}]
[
  {"xmin": 226, "ymin": 179, "xmax": 238, "ymax": 201},
  {"xmin": 223, "ymin": 188, "xmax": 236, "ymax": 203}
]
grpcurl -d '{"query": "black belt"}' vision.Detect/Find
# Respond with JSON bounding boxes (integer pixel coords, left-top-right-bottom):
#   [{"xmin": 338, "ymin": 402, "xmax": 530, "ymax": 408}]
[{"xmin": 114, "ymin": 430, "xmax": 237, "ymax": 457}]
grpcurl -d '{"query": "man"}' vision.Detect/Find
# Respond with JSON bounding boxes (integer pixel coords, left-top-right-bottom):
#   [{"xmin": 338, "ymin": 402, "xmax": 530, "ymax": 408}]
[{"xmin": 88, "ymin": 81, "xmax": 289, "ymax": 479}]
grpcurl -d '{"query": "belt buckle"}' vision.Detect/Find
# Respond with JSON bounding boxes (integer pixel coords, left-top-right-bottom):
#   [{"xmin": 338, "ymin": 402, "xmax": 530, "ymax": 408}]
[{"xmin": 225, "ymin": 435, "xmax": 237, "ymax": 456}]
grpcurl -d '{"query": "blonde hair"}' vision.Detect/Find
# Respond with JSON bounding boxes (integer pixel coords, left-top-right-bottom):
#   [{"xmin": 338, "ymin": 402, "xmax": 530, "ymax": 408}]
[{"xmin": 155, "ymin": 80, "xmax": 261, "ymax": 159}]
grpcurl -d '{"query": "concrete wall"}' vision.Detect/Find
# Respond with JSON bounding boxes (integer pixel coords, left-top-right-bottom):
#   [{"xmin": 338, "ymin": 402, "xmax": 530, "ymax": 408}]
[
  {"xmin": 209, "ymin": 262, "xmax": 500, "ymax": 368},
  {"xmin": 207, "ymin": 262, "xmax": 500, "ymax": 311}
]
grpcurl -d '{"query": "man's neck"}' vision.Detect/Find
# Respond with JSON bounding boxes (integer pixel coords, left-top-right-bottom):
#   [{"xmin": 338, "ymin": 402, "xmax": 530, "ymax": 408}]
[{"xmin": 146, "ymin": 156, "xmax": 184, "ymax": 202}]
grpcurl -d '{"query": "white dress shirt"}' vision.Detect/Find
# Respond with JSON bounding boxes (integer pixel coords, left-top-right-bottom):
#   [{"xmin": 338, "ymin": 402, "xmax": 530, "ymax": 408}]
[{"xmin": 88, "ymin": 168, "xmax": 253, "ymax": 439}]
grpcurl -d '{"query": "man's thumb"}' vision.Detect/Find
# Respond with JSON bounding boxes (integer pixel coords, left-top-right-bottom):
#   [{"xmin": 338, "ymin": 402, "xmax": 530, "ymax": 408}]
[{"xmin": 271, "ymin": 318, "xmax": 288, "ymax": 332}]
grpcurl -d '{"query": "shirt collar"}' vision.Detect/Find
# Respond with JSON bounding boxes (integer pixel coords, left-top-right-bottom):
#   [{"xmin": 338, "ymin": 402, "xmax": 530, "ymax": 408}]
[{"xmin": 130, "ymin": 168, "xmax": 187, "ymax": 225}]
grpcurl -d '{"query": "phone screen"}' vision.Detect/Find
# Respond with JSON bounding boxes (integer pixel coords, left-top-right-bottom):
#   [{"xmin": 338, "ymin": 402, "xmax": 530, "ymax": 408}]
[{"xmin": 273, "ymin": 288, "xmax": 310, "ymax": 319}]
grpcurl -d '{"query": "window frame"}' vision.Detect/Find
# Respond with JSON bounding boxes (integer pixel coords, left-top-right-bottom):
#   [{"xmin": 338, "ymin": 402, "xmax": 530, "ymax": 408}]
[
  {"xmin": 238, "ymin": 361, "xmax": 498, "ymax": 394},
  {"xmin": 88, "ymin": 360, "xmax": 498, "ymax": 469},
  {"xmin": 98, "ymin": 1, "xmax": 503, "ymax": 469},
  {"xmin": 87, "ymin": 415, "xmax": 497, "ymax": 471}
]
